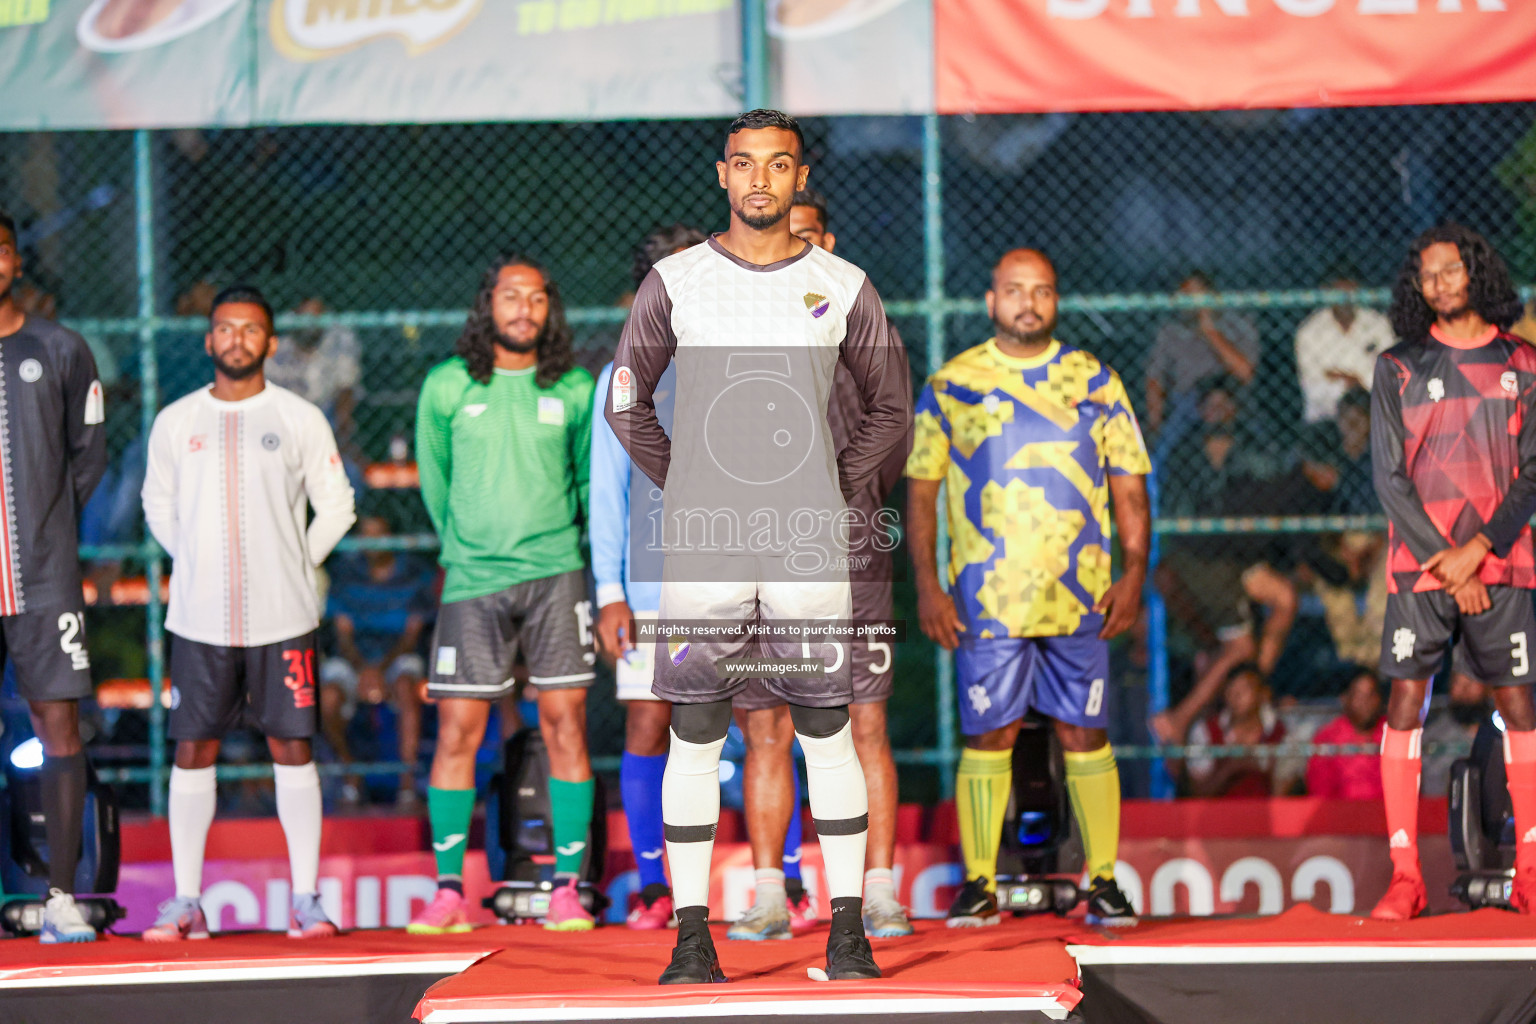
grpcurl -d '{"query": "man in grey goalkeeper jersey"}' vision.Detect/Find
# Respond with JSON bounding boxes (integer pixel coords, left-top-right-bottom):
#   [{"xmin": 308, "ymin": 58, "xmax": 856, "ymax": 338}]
[{"xmin": 606, "ymin": 109, "xmax": 909, "ymax": 985}]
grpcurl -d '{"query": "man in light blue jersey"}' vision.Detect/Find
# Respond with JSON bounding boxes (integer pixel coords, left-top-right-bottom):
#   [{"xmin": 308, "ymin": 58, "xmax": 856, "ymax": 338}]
[{"xmin": 591, "ymin": 225, "xmax": 706, "ymax": 930}]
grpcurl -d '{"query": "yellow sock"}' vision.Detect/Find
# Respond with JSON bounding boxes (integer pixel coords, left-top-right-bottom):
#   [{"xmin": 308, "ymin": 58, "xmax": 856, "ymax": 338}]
[
  {"xmin": 956, "ymin": 747, "xmax": 1013, "ymax": 890},
  {"xmin": 1064, "ymin": 745, "xmax": 1121, "ymax": 883}
]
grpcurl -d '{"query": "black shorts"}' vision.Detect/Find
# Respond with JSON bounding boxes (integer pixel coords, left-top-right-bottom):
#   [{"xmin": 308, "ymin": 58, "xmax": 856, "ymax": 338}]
[
  {"xmin": 2, "ymin": 604, "xmax": 94, "ymax": 703},
  {"xmin": 168, "ymin": 631, "xmax": 320, "ymax": 741},
  {"xmin": 1379, "ymin": 587, "xmax": 1536, "ymax": 688},
  {"xmin": 428, "ymin": 570, "xmax": 596, "ymax": 700}
]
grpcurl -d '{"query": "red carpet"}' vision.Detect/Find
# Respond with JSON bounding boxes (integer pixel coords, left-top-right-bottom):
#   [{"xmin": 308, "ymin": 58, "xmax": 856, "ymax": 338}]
[
  {"xmin": 0, "ymin": 927, "xmax": 504, "ymax": 987},
  {"xmin": 414, "ymin": 917, "xmax": 1083, "ymax": 1022}
]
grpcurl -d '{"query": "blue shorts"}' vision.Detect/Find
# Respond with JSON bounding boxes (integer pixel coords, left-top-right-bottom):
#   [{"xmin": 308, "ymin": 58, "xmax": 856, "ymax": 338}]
[{"xmin": 954, "ymin": 618, "xmax": 1110, "ymax": 736}]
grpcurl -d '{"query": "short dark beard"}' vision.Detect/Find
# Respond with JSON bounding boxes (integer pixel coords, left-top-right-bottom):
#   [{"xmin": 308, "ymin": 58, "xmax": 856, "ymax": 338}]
[
  {"xmin": 1435, "ymin": 300, "xmax": 1472, "ymax": 324},
  {"xmin": 994, "ymin": 316, "xmax": 1055, "ymax": 348},
  {"xmin": 212, "ymin": 353, "xmax": 264, "ymax": 381},
  {"xmin": 495, "ymin": 330, "xmax": 539, "ymax": 355},
  {"xmin": 737, "ymin": 197, "xmax": 788, "ymax": 231}
]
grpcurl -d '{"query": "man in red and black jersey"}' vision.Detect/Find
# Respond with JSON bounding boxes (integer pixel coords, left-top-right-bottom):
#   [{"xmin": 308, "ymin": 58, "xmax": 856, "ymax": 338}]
[{"xmin": 1371, "ymin": 224, "xmax": 1536, "ymax": 919}]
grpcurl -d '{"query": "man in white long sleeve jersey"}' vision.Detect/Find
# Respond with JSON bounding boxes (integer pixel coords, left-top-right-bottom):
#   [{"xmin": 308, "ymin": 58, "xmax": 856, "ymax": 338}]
[{"xmin": 140, "ymin": 285, "xmax": 357, "ymax": 941}]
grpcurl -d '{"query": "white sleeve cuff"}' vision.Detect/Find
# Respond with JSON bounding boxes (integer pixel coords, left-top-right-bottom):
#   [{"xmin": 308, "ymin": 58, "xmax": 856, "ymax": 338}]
[{"xmin": 596, "ymin": 582, "xmax": 628, "ymax": 609}]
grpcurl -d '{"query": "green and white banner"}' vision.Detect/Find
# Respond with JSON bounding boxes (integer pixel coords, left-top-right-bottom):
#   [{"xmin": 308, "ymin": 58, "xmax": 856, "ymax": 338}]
[{"xmin": 0, "ymin": 0, "xmax": 931, "ymax": 129}]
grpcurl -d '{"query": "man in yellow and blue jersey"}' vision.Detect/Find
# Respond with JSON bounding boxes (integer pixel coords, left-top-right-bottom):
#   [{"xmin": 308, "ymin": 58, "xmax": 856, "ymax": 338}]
[{"xmin": 906, "ymin": 249, "xmax": 1151, "ymax": 928}]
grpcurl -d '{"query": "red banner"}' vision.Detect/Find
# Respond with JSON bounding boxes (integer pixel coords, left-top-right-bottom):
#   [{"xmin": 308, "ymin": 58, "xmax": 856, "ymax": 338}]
[{"xmin": 936, "ymin": 0, "xmax": 1536, "ymax": 113}]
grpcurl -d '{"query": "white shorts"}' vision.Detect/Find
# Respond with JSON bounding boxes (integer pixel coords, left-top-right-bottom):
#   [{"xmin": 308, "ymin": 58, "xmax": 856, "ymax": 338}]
[{"xmin": 616, "ymin": 610, "xmax": 662, "ymax": 702}]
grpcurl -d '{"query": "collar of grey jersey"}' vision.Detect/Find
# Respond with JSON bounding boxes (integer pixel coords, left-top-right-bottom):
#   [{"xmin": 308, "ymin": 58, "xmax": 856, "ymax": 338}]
[{"xmin": 706, "ymin": 234, "xmax": 814, "ymax": 273}]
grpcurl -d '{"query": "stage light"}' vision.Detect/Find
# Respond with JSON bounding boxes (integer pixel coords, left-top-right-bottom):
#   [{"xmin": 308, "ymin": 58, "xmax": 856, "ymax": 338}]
[
  {"xmin": 9, "ymin": 737, "xmax": 43, "ymax": 770},
  {"xmin": 719, "ymin": 759, "xmax": 737, "ymax": 784}
]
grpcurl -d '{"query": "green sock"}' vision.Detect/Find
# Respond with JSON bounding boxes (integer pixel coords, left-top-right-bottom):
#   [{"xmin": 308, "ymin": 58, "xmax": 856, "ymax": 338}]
[
  {"xmin": 550, "ymin": 777, "xmax": 596, "ymax": 878},
  {"xmin": 428, "ymin": 786, "xmax": 476, "ymax": 883}
]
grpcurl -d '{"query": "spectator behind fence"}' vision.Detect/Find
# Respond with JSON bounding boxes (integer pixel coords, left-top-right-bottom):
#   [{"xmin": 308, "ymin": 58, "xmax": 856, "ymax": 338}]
[
  {"xmin": 1153, "ymin": 375, "xmax": 1298, "ymax": 743},
  {"xmin": 1308, "ymin": 531, "xmax": 1388, "ymax": 667},
  {"xmin": 266, "ymin": 297, "xmax": 361, "ymax": 450},
  {"xmin": 1144, "ymin": 271, "xmax": 1259, "ymax": 436},
  {"xmin": 1306, "ymin": 668, "xmax": 1386, "ymax": 800},
  {"xmin": 1421, "ymin": 672, "xmax": 1492, "ymax": 798},
  {"xmin": 1293, "ymin": 266, "xmax": 1395, "ymax": 424},
  {"xmin": 321, "ymin": 514, "xmax": 437, "ymax": 808},
  {"xmin": 1328, "ymin": 387, "xmax": 1376, "ymax": 515},
  {"xmin": 1184, "ymin": 663, "xmax": 1289, "ymax": 797}
]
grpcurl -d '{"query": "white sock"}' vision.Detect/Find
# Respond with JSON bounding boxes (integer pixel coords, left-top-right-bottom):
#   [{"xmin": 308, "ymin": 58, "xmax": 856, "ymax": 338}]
[
  {"xmin": 273, "ymin": 762, "xmax": 323, "ymax": 897},
  {"xmin": 662, "ymin": 729, "xmax": 726, "ymax": 912},
  {"xmin": 797, "ymin": 722, "xmax": 868, "ymax": 903},
  {"xmin": 754, "ymin": 867, "xmax": 787, "ymax": 908},
  {"xmin": 169, "ymin": 766, "xmax": 217, "ymax": 900},
  {"xmin": 864, "ymin": 868, "xmax": 896, "ymax": 904}
]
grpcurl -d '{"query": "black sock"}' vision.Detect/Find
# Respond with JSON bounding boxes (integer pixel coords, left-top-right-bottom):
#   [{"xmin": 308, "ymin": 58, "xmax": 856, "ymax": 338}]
[
  {"xmin": 41, "ymin": 752, "xmax": 87, "ymax": 893},
  {"xmin": 829, "ymin": 896, "xmax": 863, "ymax": 930},
  {"xmin": 785, "ymin": 876, "xmax": 806, "ymax": 902},
  {"xmin": 675, "ymin": 904, "xmax": 709, "ymax": 934},
  {"xmin": 439, "ymin": 878, "xmax": 465, "ymax": 896}
]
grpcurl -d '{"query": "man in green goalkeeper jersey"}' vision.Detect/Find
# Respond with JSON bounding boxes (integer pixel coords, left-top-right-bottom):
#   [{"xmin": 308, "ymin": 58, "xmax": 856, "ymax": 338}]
[{"xmin": 409, "ymin": 255, "xmax": 599, "ymax": 933}]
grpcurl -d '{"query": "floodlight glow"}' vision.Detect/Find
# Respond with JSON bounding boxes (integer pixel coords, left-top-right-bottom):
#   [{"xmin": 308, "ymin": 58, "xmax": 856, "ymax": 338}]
[{"xmin": 9, "ymin": 737, "xmax": 43, "ymax": 770}]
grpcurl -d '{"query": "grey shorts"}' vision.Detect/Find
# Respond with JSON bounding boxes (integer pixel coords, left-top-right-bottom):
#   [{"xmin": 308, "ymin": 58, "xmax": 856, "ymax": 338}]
[
  {"xmin": 428, "ymin": 571, "xmax": 596, "ymax": 700},
  {"xmin": 733, "ymin": 578, "xmax": 894, "ymax": 711},
  {"xmin": 653, "ymin": 555, "xmax": 853, "ymax": 707}
]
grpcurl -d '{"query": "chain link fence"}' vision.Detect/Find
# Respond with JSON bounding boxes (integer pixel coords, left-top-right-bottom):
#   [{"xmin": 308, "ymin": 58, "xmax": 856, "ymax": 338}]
[{"xmin": 6, "ymin": 104, "xmax": 1535, "ymax": 811}]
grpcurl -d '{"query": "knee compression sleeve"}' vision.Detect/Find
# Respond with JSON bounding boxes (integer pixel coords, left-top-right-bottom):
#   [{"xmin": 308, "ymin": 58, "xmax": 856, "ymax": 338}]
[
  {"xmin": 788, "ymin": 702, "xmax": 850, "ymax": 739},
  {"xmin": 671, "ymin": 699, "xmax": 733, "ymax": 745}
]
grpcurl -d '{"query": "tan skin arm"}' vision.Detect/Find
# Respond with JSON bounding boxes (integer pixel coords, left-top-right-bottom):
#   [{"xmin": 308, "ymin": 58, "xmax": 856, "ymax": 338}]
[
  {"xmin": 1096, "ymin": 474, "xmax": 1150, "ymax": 639},
  {"xmin": 907, "ymin": 477, "xmax": 964, "ymax": 650}
]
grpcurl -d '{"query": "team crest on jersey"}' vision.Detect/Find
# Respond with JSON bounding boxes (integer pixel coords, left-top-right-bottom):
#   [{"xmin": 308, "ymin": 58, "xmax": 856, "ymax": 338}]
[
  {"xmin": 1503, "ymin": 371, "xmax": 1519, "ymax": 394},
  {"xmin": 538, "ymin": 396, "xmax": 565, "ymax": 425},
  {"xmin": 1427, "ymin": 378, "xmax": 1445, "ymax": 403},
  {"xmin": 668, "ymin": 636, "xmax": 691, "ymax": 666},
  {"xmin": 261, "ymin": 433, "xmax": 281, "ymax": 451},
  {"xmin": 803, "ymin": 292, "xmax": 830, "ymax": 319},
  {"xmin": 17, "ymin": 358, "xmax": 41, "ymax": 383},
  {"xmin": 189, "ymin": 434, "xmax": 207, "ymax": 453}
]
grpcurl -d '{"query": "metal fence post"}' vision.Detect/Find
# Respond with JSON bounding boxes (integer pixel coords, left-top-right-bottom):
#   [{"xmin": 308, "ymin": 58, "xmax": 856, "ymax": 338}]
[
  {"xmin": 740, "ymin": 0, "xmax": 769, "ymax": 109},
  {"xmin": 922, "ymin": 113, "xmax": 957, "ymax": 799},
  {"xmin": 134, "ymin": 129, "xmax": 168, "ymax": 817}
]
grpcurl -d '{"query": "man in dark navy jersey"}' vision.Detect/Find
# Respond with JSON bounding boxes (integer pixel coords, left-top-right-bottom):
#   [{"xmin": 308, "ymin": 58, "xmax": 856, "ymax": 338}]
[{"xmin": 0, "ymin": 208, "xmax": 108, "ymax": 942}]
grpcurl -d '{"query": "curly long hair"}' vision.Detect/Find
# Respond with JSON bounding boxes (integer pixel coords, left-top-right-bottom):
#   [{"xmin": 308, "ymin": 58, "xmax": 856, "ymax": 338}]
[
  {"xmin": 455, "ymin": 254, "xmax": 575, "ymax": 388},
  {"xmin": 1388, "ymin": 224, "xmax": 1523, "ymax": 344}
]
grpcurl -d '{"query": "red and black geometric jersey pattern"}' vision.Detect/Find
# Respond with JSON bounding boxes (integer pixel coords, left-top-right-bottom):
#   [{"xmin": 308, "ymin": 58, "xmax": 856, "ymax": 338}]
[{"xmin": 1371, "ymin": 327, "xmax": 1536, "ymax": 594}]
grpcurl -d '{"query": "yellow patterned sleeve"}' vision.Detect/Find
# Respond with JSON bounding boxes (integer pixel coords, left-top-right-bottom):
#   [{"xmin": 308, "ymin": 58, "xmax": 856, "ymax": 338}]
[
  {"xmin": 1100, "ymin": 371, "xmax": 1151, "ymax": 475},
  {"xmin": 905, "ymin": 381, "xmax": 952, "ymax": 481}
]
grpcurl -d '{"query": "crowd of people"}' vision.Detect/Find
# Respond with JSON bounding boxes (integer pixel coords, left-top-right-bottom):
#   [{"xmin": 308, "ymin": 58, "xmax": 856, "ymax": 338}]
[{"xmin": 4, "ymin": 108, "xmax": 1536, "ymax": 968}]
